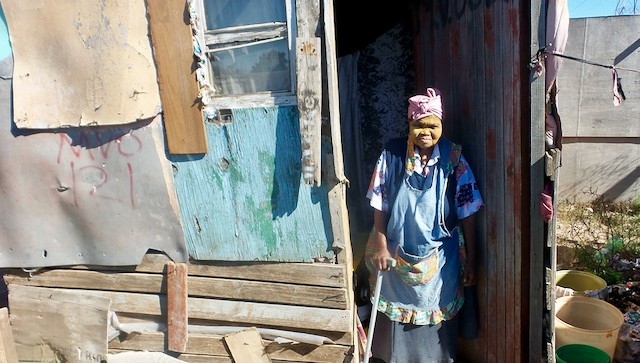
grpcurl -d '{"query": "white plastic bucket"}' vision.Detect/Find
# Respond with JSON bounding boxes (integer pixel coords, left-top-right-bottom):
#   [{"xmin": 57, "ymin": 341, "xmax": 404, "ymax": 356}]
[{"xmin": 555, "ymin": 295, "xmax": 624, "ymax": 360}]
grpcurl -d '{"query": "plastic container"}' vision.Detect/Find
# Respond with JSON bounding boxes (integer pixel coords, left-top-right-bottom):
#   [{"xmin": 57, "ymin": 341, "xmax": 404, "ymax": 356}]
[
  {"xmin": 556, "ymin": 344, "xmax": 610, "ymax": 363},
  {"xmin": 555, "ymin": 295, "xmax": 624, "ymax": 360},
  {"xmin": 556, "ymin": 270, "xmax": 607, "ymax": 294}
]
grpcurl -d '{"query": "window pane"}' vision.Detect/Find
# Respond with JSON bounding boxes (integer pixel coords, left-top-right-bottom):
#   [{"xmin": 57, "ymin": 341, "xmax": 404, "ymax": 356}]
[
  {"xmin": 209, "ymin": 40, "xmax": 291, "ymax": 95},
  {"xmin": 203, "ymin": 0, "xmax": 286, "ymax": 30}
]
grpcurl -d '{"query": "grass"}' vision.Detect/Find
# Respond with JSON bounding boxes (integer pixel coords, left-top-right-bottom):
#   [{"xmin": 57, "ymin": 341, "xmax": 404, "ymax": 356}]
[{"xmin": 556, "ymin": 194, "xmax": 640, "ymax": 285}]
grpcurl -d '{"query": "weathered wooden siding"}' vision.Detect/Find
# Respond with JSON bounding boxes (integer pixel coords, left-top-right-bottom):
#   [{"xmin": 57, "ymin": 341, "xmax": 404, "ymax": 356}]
[
  {"xmin": 3, "ymin": 252, "xmax": 354, "ymax": 362},
  {"xmin": 172, "ymin": 106, "xmax": 335, "ymax": 262},
  {"xmin": 413, "ymin": 1, "xmax": 539, "ymax": 361}
]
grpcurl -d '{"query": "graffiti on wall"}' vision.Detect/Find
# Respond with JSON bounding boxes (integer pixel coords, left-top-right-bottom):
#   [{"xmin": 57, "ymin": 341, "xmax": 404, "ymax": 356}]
[{"xmin": 55, "ymin": 131, "xmax": 145, "ymax": 209}]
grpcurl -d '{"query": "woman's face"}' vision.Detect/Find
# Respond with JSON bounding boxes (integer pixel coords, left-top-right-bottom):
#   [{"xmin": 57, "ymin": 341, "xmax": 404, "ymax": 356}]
[{"xmin": 409, "ymin": 115, "xmax": 442, "ymax": 150}]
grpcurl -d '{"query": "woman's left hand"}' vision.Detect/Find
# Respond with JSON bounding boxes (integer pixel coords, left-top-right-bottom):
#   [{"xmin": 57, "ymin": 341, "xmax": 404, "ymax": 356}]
[{"xmin": 463, "ymin": 259, "xmax": 477, "ymax": 286}]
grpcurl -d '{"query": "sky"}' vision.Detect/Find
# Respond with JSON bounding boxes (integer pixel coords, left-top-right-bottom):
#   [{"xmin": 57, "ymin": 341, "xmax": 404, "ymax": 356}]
[{"xmin": 568, "ymin": 0, "xmax": 629, "ymax": 18}]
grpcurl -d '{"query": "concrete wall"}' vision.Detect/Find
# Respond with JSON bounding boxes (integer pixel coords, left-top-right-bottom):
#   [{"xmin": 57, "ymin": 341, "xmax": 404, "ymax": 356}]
[{"xmin": 557, "ymin": 15, "xmax": 640, "ymax": 202}]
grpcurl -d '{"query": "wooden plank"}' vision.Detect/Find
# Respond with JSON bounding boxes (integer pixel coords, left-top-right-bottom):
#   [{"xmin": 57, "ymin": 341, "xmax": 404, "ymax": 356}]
[
  {"xmin": 109, "ymin": 350, "xmax": 234, "ymax": 363},
  {"xmin": 3, "ymin": 269, "xmax": 347, "ymax": 309},
  {"xmin": 501, "ymin": 1, "xmax": 524, "ymax": 362},
  {"xmin": 139, "ymin": 254, "xmax": 347, "ymax": 288},
  {"xmin": 146, "ymin": 0, "xmax": 207, "ymax": 154},
  {"xmin": 187, "ymin": 296, "xmax": 352, "ymax": 333},
  {"xmin": 167, "ymin": 262, "xmax": 188, "ymax": 353},
  {"xmin": 15, "ymin": 287, "xmax": 351, "ymax": 334},
  {"xmin": 296, "ymin": 0, "xmax": 320, "ymax": 38},
  {"xmin": 0, "ymin": 308, "xmax": 17, "ymax": 363},
  {"xmin": 68, "ymin": 253, "xmax": 347, "ymax": 288},
  {"xmin": 186, "ymin": 276, "xmax": 347, "ymax": 309},
  {"xmin": 111, "ymin": 314, "xmax": 352, "ymax": 346},
  {"xmin": 4, "ymin": 270, "xmax": 164, "ymax": 293},
  {"xmin": 322, "ymin": 0, "xmax": 351, "ymax": 260},
  {"xmin": 455, "ymin": 3, "xmax": 489, "ymax": 360},
  {"xmin": 445, "ymin": 4, "xmax": 484, "ymax": 362},
  {"xmin": 547, "ymin": 148, "xmax": 561, "ymax": 361},
  {"xmin": 530, "ymin": 0, "xmax": 547, "ymax": 361},
  {"xmin": 108, "ymin": 351, "xmax": 185, "ymax": 363},
  {"xmin": 321, "ymin": 0, "xmax": 347, "ymax": 185},
  {"xmin": 295, "ymin": 1, "xmax": 322, "ymax": 186},
  {"xmin": 8, "ymin": 285, "xmax": 110, "ymax": 363},
  {"xmin": 485, "ymin": 4, "xmax": 507, "ymax": 362},
  {"xmin": 296, "ymin": 36, "xmax": 323, "ymax": 186},
  {"xmin": 110, "ymin": 331, "xmax": 351, "ymax": 362},
  {"xmin": 224, "ymin": 328, "xmax": 271, "ymax": 363}
]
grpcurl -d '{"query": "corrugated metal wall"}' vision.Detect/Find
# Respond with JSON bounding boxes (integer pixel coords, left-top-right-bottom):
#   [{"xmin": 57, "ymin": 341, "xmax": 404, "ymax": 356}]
[{"xmin": 411, "ymin": 1, "xmax": 545, "ymax": 361}]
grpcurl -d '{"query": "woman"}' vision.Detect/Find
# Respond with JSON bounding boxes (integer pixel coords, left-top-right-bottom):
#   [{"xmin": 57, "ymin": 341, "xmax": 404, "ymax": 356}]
[{"xmin": 365, "ymin": 88, "xmax": 483, "ymax": 362}]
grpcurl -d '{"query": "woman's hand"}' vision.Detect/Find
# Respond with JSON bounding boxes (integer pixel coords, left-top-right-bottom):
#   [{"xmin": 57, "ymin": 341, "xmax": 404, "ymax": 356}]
[
  {"xmin": 371, "ymin": 248, "xmax": 394, "ymax": 271},
  {"xmin": 463, "ymin": 258, "xmax": 477, "ymax": 286},
  {"xmin": 461, "ymin": 215, "xmax": 478, "ymax": 287}
]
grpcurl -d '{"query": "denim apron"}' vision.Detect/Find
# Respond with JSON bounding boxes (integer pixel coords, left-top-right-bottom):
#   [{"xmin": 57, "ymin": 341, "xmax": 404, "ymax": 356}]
[{"xmin": 370, "ymin": 139, "xmax": 464, "ymax": 325}]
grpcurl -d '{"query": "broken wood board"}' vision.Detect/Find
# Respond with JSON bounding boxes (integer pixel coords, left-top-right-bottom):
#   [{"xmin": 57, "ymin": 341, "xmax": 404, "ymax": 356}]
[
  {"xmin": 110, "ymin": 331, "xmax": 351, "ymax": 362},
  {"xmin": 0, "ymin": 307, "xmax": 18, "ymax": 363},
  {"xmin": 224, "ymin": 327, "xmax": 271, "ymax": 363},
  {"xmin": 3, "ymin": 268, "xmax": 347, "ymax": 309},
  {"xmin": 0, "ymin": 0, "xmax": 161, "ymax": 128},
  {"xmin": 8, "ymin": 285, "xmax": 110, "ymax": 363},
  {"xmin": 166, "ymin": 262, "xmax": 188, "ymax": 353}
]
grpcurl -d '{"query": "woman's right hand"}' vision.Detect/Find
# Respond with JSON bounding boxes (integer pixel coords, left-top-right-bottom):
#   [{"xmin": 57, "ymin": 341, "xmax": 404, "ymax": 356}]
[{"xmin": 371, "ymin": 248, "xmax": 394, "ymax": 271}]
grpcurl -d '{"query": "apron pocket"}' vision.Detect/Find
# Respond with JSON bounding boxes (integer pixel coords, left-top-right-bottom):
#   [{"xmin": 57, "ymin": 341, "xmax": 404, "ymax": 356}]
[{"xmin": 394, "ymin": 245, "xmax": 439, "ymax": 286}]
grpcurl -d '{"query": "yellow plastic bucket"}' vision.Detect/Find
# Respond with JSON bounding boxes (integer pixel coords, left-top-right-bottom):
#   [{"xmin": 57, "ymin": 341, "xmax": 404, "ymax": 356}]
[
  {"xmin": 555, "ymin": 295, "xmax": 623, "ymax": 360},
  {"xmin": 556, "ymin": 270, "xmax": 607, "ymax": 294}
]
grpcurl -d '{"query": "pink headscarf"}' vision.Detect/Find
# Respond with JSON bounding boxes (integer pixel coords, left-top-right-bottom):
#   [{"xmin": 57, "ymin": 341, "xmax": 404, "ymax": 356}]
[{"xmin": 407, "ymin": 88, "xmax": 443, "ymax": 122}]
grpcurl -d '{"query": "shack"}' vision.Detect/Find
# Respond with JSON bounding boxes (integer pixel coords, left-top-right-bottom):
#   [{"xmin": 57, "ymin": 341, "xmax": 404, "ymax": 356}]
[{"xmin": 0, "ymin": 0, "xmax": 559, "ymax": 362}]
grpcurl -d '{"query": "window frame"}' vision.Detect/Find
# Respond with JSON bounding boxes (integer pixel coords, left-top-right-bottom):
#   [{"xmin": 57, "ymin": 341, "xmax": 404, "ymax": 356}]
[{"xmin": 194, "ymin": 0, "xmax": 297, "ymax": 109}]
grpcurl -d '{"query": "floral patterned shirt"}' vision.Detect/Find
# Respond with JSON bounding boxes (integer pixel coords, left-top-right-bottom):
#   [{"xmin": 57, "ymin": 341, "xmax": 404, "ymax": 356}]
[{"xmin": 366, "ymin": 144, "xmax": 484, "ymax": 218}]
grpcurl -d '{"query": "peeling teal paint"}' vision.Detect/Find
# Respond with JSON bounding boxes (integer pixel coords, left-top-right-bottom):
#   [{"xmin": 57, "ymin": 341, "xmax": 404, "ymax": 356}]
[
  {"xmin": 210, "ymin": 164, "xmax": 223, "ymax": 191},
  {"xmin": 0, "ymin": 5, "xmax": 12, "ymax": 60},
  {"xmin": 171, "ymin": 106, "xmax": 334, "ymax": 262},
  {"xmin": 245, "ymin": 195, "xmax": 277, "ymax": 255}
]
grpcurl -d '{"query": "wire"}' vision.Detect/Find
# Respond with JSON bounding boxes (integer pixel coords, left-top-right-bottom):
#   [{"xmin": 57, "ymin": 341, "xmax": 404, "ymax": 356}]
[{"xmin": 550, "ymin": 50, "xmax": 640, "ymax": 74}]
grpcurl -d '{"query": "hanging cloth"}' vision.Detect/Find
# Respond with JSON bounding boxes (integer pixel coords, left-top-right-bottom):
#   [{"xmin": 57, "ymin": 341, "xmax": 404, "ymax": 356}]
[{"xmin": 612, "ymin": 68, "xmax": 627, "ymax": 107}]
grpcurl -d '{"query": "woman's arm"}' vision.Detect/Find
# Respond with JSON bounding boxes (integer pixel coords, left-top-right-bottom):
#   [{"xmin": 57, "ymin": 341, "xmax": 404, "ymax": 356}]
[{"xmin": 371, "ymin": 209, "xmax": 393, "ymax": 270}]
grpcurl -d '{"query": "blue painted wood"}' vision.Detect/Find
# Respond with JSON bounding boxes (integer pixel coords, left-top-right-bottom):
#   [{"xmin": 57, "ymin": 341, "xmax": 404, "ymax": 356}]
[
  {"xmin": 172, "ymin": 106, "xmax": 335, "ymax": 262},
  {"xmin": 0, "ymin": 5, "xmax": 12, "ymax": 60}
]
